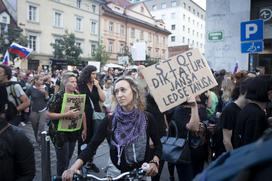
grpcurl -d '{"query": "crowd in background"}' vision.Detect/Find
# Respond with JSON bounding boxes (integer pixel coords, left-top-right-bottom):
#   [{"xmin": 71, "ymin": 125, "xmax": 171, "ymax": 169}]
[{"xmin": 0, "ymin": 63, "xmax": 272, "ymax": 181}]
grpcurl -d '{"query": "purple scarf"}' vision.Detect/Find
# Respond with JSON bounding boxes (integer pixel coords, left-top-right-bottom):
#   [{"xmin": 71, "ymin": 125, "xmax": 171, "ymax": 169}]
[{"xmin": 111, "ymin": 105, "xmax": 147, "ymax": 165}]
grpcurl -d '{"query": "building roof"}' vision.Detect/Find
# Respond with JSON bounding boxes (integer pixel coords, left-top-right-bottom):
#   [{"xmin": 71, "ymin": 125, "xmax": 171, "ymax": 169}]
[
  {"xmin": 106, "ymin": 0, "xmax": 132, "ymax": 8},
  {"xmin": 0, "ymin": 0, "xmax": 17, "ymax": 27},
  {"xmin": 102, "ymin": 4, "xmax": 171, "ymax": 35}
]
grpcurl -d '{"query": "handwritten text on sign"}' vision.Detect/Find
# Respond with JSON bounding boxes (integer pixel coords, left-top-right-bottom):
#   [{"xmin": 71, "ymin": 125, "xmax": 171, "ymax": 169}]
[{"xmin": 141, "ymin": 49, "xmax": 217, "ymax": 112}]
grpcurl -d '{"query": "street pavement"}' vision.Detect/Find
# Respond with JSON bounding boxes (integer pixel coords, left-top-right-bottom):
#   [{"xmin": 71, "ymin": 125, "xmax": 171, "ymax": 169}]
[{"xmin": 19, "ymin": 121, "xmax": 176, "ymax": 181}]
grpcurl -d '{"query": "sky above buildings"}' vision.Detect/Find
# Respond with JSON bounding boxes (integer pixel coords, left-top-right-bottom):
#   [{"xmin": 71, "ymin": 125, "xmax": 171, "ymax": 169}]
[{"xmin": 192, "ymin": 0, "xmax": 206, "ymax": 10}]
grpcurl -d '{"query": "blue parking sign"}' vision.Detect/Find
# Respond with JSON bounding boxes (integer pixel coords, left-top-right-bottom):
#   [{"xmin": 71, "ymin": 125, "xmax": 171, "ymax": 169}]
[{"xmin": 241, "ymin": 19, "xmax": 263, "ymax": 41}]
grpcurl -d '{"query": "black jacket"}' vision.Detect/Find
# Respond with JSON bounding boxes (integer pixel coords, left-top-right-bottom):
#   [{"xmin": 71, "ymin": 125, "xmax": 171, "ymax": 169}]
[{"xmin": 0, "ymin": 120, "xmax": 35, "ymax": 181}]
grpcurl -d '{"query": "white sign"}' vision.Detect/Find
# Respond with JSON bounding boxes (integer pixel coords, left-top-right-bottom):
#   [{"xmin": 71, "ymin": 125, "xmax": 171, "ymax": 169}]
[
  {"xmin": 131, "ymin": 42, "xmax": 146, "ymax": 61},
  {"xmin": 88, "ymin": 61, "xmax": 101, "ymax": 72},
  {"xmin": 118, "ymin": 56, "xmax": 129, "ymax": 65}
]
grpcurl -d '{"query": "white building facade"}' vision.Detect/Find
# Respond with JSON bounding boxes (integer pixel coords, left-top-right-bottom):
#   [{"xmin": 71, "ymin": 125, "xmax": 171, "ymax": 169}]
[
  {"xmin": 4, "ymin": 0, "xmax": 101, "ymax": 70},
  {"xmin": 144, "ymin": 0, "xmax": 206, "ymax": 53}
]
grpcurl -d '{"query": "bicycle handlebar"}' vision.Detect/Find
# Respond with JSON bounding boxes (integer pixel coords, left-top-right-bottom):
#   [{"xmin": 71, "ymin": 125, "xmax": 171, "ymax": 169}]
[{"xmin": 52, "ymin": 168, "xmax": 146, "ymax": 181}]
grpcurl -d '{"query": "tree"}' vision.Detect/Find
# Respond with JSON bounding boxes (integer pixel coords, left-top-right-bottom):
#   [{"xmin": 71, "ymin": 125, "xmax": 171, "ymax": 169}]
[
  {"xmin": 51, "ymin": 31, "xmax": 82, "ymax": 65},
  {"xmin": 0, "ymin": 26, "xmax": 28, "ymax": 63},
  {"xmin": 92, "ymin": 43, "xmax": 109, "ymax": 66}
]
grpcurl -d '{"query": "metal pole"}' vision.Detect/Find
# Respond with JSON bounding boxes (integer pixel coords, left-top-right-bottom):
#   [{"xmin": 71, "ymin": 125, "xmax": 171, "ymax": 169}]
[{"xmin": 41, "ymin": 131, "xmax": 51, "ymax": 181}]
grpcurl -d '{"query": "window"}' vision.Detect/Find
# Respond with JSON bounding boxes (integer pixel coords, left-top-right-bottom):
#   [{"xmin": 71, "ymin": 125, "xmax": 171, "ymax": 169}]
[
  {"xmin": 163, "ymin": 37, "xmax": 165, "ymax": 45},
  {"xmin": 75, "ymin": 17, "xmax": 82, "ymax": 31},
  {"xmin": 183, "ymin": 2, "xmax": 186, "ymax": 8},
  {"xmin": 193, "ymin": 19, "xmax": 195, "ymax": 24},
  {"xmin": 201, "ymin": 14, "xmax": 204, "ymax": 19},
  {"xmin": 171, "ymin": 36, "xmax": 175, "ymax": 42},
  {"xmin": 171, "ymin": 13, "xmax": 176, "ymax": 18},
  {"xmin": 91, "ymin": 21, "xmax": 97, "ymax": 34},
  {"xmin": 188, "ymin": 17, "xmax": 190, "ymax": 22},
  {"xmin": 187, "ymin": 38, "xmax": 190, "ymax": 44},
  {"xmin": 140, "ymin": 31, "xmax": 144, "ymax": 40},
  {"xmin": 53, "ymin": 11, "xmax": 63, "ymax": 27},
  {"xmin": 171, "ymin": 24, "xmax": 176, "ymax": 30},
  {"xmin": 196, "ymin": 42, "xmax": 199, "ymax": 47},
  {"xmin": 109, "ymin": 22, "xmax": 114, "ymax": 32},
  {"xmin": 192, "ymin": 40, "xmax": 194, "ymax": 46},
  {"xmin": 75, "ymin": 41, "xmax": 82, "ymax": 49},
  {"xmin": 171, "ymin": 1, "xmax": 177, "ymax": 7},
  {"xmin": 188, "ymin": 28, "xmax": 190, "ymax": 33},
  {"xmin": 156, "ymin": 35, "xmax": 159, "ymax": 44},
  {"xmin": 148, "ymin": 32, "xmax": 152, "ymax": 41},
  {"xmin": 197, "ymin": 12, "xmax": 199, "ymax": 17},
  {"xmin": 197, "ymin": 32, "xmax": 199, "ymax": 37},
  {"xmin": 120, "ymin": 25, "xmax": 125, "ymax": 36},
  {"xmin": 161, "ymin": 3, "xmax": 166, "ymax": 8},
  {"xmin": 188, "ymin": 6, "xmax": 191, "ymax": 11},
  {"xmin": 28, "ymin": 5, "xmax": 38, "ymax": 22},
  {"xmin": 108, "ymin": 40, "xmax": 113, "ymax": 52},
  {"xmin": 91, "ymin": 43, "xmax": 96, "ymax": 56},
  {"xmin": 119, "ymin": 42, "xmax": 125, "ymax": 53},
  {"xmin": 197, "ymin": 22, "xmax": 199, "ymax": 27},
  {"xmin": 183, "ymin": 14, "xmax": 185, "ymax": 19},
  {"xmin": 28, "ymin": 34, "xmax": 37, "ymax": 51},
  {"xmin": 92, "ymin": 5, "xmax": 96, "ymax": 13},
  {"xmin": 131, "ymin": 28, "xmax": 135, "ymax": 38},
  {"xmin": 182, "ymin": 37, "xmax": 185, "ymax": 43},
  {"xmin": 0, "ymin": 16, "xmax": 8, "ymax": 33},
  {"xmin": 192, "ymin": 30, "xmax": 195, "ymax": 35},
  {"xmin": 76, "ymin": 0, "xmax": 81, "ymax": 8},
  {"xmin": 183, "ymin": 25, "xmax": 185, "ymax": 31},
  {"xmin": 193, "ymin": 9, "xmax": 195, "ymax": 14},
  {"xmin": 152, "ymin": 5, "xmax": 157, "ymax": 10}
]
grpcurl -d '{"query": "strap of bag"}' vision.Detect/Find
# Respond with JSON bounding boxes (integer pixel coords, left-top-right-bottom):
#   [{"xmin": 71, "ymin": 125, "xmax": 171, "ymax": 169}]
[
  {"xmin": 0, "ymin": 124, "xmax": 11, "ymax": 135},
  {"xmin": 168, "ymin": 120, "xmax": 189, "ymax": 141},
  {"xmin": 88, "ymin": 97, "xmax": 95, "ymax": 110}
]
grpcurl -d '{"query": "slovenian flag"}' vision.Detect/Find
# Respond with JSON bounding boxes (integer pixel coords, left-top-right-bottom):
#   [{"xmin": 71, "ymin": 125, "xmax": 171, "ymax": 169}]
[
  {"xmin": 2, "ymin": 50, "xmax": 10, "ymax": 65},
  {"xmin": 8, "ymin": 42, "xmax": 32, "ymax": 58}
]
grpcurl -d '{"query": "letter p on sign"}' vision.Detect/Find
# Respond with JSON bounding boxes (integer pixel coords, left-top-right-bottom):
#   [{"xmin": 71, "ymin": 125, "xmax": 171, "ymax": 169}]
[
  {"xmin": 245, "ymin": 24, "xmax": 257, "ymax": 39},
  {"xmin": 241, "ymin": 19, "xmax": 263, "ymax": 42}
]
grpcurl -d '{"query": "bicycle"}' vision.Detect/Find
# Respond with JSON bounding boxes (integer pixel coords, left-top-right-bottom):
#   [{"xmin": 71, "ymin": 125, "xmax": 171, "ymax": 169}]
[{"xmin": 52, "ymin": 167, "xmax": 147, "ymax": 181}]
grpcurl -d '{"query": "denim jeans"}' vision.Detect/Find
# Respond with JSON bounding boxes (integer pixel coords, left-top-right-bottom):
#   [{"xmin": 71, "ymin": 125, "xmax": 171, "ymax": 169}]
[{"xmin": 55, "ymin": 141, "xmax": 76, "ymax": 176}]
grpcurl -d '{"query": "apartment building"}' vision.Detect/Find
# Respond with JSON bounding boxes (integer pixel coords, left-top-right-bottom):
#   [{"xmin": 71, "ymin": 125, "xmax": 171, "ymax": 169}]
[
  {"xmin": 100, "ymin": 0, "xmax": 171, "ymax": 63},
  {"xmin": 144, "ymin": 0, "xmax": 206, "ymax": 53},
  {"xmin": 4, "ymin": 0, "xmax": 101, "ymax": 70}
]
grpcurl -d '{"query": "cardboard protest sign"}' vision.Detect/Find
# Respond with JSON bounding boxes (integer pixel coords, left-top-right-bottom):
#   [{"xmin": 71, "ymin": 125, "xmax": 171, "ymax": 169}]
[
  {"xmin": 58, "ymin": 93, "xmax": 86, "ymax": 132},
  {"xmin": 141, "ymin": 49, "xmax": 217, "ymax": 112}
]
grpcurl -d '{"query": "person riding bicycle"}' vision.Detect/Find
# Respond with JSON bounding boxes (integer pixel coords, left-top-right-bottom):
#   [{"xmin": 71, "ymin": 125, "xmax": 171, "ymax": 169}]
[{"xmin": 62, "ymin": 76, "xmax": 162, "ymax": 180}]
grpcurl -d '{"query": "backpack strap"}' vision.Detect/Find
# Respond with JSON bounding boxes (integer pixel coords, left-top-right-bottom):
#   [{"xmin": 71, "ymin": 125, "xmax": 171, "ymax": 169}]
[{"xmin": 10, "ymin": 83, "xmax": 20, "ymax": 106}]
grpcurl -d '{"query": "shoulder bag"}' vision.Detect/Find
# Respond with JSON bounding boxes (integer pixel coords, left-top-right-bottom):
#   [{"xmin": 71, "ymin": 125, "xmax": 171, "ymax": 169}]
[{"xmin": 160, "ymin": 120, "xmax": 191, "ymax": 164}]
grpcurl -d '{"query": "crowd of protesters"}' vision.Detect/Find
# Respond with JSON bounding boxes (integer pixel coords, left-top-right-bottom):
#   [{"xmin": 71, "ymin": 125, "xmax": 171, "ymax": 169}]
[{"xmin": 0, "ymin": 63, "xmax": 272, "ymax": 181}]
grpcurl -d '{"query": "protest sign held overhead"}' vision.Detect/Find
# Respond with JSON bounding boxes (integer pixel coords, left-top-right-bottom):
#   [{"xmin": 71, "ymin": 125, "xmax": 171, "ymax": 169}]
[
  {"xmin": 58, "ymin": 93, "xmax": 86, "ymax": 132},
  {"xmin": 141, "ymin": 49, "xmax": 217, "ymax": 112}
]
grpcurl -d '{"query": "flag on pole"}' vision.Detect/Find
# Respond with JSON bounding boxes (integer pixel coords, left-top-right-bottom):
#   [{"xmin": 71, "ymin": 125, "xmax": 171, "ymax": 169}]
[
  {"xmin": 2, "ymin": 50, "xmax": 10, "ymax": 65},
  {"xmin": 8, "ymin": 42, "xmax": 32, "ymax": 58}
]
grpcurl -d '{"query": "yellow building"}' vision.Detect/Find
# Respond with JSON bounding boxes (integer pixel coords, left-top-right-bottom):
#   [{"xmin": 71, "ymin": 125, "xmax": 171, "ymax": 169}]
[{"xmin": 100, "ymin": 0, "xmax": 171, "ymax": 63}]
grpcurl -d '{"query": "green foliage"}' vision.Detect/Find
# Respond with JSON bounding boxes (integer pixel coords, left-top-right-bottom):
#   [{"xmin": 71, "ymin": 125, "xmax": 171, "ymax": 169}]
[
  {"xmin": 92, "ymin": 43, "xmax": 109, "ymax": 66},
  {"xmin": 51, "ymin": 31, "xmax": 82, "ymax": 65},
  {"xmin": 0, "ymin": 26, "xmax": 27, "ymax": 63}
]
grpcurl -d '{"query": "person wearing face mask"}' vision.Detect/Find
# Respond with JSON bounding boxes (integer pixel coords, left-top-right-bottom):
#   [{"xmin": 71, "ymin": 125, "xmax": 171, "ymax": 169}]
[
  {"xmin": 62, "ymin": 76, "xmax": 162, "ymax": 181},
  {"xmin": 0, "ymin": 85, "xmax": 35, "ymax": 181},
  {"xmin": 47, "ymin": 72, "xmax": 87, "ymax": 176},
  {"xmin": 77, "ymin": 65, "xmax": 105, "ymax": 172}
]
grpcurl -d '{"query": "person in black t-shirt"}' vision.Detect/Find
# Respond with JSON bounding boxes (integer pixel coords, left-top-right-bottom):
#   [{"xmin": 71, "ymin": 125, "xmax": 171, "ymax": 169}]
[
  {"xmin": 220, "ymin": 79, "xmax": 249, "ymax": 152},
  {"xmin": 233, "ymin": 76, "xmax": 272, "ymax": 148}
]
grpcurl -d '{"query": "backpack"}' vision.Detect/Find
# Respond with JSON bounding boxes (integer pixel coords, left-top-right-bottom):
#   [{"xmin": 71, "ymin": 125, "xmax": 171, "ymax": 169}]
[{"xmin": 194, "ymin": 129, "xmax": 272, "ymax": 181}]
